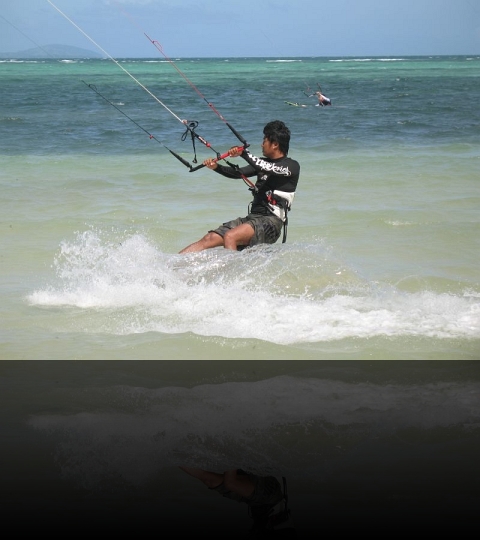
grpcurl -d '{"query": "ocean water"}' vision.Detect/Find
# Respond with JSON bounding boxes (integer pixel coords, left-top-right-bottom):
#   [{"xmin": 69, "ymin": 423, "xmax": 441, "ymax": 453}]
[
  {"xmin": 1, "ymin": 55, "xmax": 479, "ymax": 360},
  {"xmin": 1, "ymin": 55, "xmax": 479, "ymax": 535}
]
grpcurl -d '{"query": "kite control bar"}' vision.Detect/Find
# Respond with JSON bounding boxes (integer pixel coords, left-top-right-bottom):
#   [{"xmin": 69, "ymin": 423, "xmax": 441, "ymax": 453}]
[
  {"xmin": 189, "ymin": 144, "xmax": 249, "ymax": 172},
  {"xmin": 189, "ymin": 121, "xmax": 249, "ymax": 172}
]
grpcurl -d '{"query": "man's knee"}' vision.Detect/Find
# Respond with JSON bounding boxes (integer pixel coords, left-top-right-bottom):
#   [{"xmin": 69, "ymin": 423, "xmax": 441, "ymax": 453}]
[
  {"xmin": 223, "ymin": 229, "xmax": 235, "ymax": 241},
  {"xmin": 199, "ymin": 231, "xmax": 223, "ymax": 247},
  {"xmin": 224, "ymin": 223, "xmax": 253, "ymax": 245}
]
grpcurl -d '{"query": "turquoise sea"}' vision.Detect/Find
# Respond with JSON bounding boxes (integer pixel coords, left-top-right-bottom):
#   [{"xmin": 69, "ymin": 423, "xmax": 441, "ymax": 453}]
[
  {"xmin": 1, "ymin": 56, "xmax": 479, "ymax": 534},
  {"xmin": 1, "ymin": 55, "xmax": 479, "ymax": 360}
]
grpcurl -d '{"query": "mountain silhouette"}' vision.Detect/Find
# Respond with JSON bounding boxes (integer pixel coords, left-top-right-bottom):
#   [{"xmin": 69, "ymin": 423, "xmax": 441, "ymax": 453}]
[{"xmin": 0, "ymin": 44, "xmax": 102, "ymax": 59}]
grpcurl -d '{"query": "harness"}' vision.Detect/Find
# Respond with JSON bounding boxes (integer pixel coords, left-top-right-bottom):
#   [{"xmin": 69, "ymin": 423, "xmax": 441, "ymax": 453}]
[
  {"xmin": 265, "ymin": 190, "xmax": 294, "ymax": 243},
  {"xmin": 225, "ymin": 161, "xmax": 295, "ymax": 244}
]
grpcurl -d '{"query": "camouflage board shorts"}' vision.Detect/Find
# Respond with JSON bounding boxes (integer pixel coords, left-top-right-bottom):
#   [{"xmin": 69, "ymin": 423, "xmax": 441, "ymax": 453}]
[{"xmin": 210, "ymin": 214, "xmax": 283, "ymax": 248}]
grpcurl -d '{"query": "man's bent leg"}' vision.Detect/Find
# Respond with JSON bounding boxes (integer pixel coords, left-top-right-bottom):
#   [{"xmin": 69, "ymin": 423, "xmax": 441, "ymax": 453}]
[
  {"xmin": 223, "ymin": 223, "xmax": 255, "ymax": 251},
  {"xmin": 179, "ymin": 231, "xmax": 224, "ymax": 254}
]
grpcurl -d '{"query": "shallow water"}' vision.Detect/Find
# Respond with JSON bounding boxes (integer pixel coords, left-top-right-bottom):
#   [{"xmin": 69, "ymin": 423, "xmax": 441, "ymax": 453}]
[{"xmin": 1, "ymin": 55, "xmax": 479, "ymax": 359}]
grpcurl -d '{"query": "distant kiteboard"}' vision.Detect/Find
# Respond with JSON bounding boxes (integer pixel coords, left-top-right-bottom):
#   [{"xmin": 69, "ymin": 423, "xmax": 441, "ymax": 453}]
[{"xmin": 284, "ymin": 101, "xmax": 309, "ymax": 108}]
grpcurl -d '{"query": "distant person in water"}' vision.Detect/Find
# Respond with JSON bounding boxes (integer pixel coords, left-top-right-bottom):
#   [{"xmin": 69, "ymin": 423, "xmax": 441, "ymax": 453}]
[
  {"xmin": 305, "ymin": 85, "xmax": 332, "ymax": 106},
  {"xmin": 313, "ymin": 90, "xmax": 331, "ymax": 106}
]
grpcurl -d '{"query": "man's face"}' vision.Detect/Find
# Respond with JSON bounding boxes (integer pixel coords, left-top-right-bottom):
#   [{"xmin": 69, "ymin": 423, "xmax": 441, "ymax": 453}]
[{"xmin": 261, "ymin": 136, "xmax": 277, "ymax": 158}]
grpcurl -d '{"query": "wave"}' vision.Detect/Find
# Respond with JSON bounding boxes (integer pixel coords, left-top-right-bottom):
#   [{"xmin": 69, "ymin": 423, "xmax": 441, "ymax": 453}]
[{"xmin": 25, "ymin": 229, "xmax": 480, "ymax": 344}]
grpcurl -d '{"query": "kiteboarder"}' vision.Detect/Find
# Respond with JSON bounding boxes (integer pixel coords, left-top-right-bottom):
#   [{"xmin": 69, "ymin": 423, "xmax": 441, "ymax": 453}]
[{"xmin": 179, "ymin": 120, "xmax": 300, "ymax": 253}]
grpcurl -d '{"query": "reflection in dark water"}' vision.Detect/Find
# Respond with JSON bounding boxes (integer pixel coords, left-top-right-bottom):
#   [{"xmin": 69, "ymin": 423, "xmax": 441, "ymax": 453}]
[
  {"xmin": 1, "ymin": 361, "xmax": 479, "ymax": 536},
  {"xmin": 179, "ymin": 467, "xmax": 296, "ymax": 537}
]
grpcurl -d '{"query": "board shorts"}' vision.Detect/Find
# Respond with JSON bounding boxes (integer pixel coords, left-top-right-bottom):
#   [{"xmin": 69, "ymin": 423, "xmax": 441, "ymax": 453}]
[
  {"xmin": 211, "ymin": 471, "xmax": 283, "ymax": 507},
  {"xmin": 209, "ymin": 214, "xmax": 283, "ymax": 248}
]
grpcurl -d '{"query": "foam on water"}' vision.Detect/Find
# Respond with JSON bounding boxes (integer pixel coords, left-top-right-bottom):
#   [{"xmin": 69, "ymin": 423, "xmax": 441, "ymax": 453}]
[{"xmin": 26, "ymin": 229, "xmax": 480, "ymax": 344}]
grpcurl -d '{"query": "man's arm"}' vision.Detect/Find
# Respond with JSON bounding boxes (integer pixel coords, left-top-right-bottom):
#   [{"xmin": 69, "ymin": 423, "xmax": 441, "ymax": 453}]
[{"xmin": 213, "ymin": 161, "xmax": 256, "ymax": 179}]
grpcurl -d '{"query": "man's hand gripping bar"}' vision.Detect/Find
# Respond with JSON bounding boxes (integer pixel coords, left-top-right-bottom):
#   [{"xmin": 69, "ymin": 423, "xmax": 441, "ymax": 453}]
[
  {"xmin": 189, "ymin": 122, "xmax": 249, "ymax": 172},
  {"xmin": 189, "ymin": 144, "xmax": 248, "ymax": 172}
]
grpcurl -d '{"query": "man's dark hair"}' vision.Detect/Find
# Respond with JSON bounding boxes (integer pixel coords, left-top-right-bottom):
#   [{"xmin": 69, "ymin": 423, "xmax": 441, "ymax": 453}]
[{"xmin": 263, "ymin": 120, "xmax": 290, "ymax": 155}]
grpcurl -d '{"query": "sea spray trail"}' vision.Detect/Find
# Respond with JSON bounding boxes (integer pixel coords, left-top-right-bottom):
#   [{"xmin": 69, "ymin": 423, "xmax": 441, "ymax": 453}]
[{"xmin": 25, "ymin": 229, "xmax": 480, "ymax": 343}]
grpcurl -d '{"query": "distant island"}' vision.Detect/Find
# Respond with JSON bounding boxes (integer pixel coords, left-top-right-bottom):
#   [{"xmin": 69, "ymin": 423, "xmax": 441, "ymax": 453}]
[{"xmin": 0, "ymin": 44, "xmax": 102, "ymax": 59}]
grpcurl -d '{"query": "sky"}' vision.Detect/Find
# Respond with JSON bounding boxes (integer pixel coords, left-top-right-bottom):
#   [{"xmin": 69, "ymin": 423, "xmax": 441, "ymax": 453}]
[{"xmin": 1, "ymin": 0, "xmax": 479, "ymax": 58}]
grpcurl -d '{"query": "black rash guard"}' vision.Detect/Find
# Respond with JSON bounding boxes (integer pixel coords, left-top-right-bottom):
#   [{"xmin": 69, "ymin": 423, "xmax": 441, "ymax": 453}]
[{"xmin": 213, "ymin": 149, "xmax": 300, "ymax": 217}]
